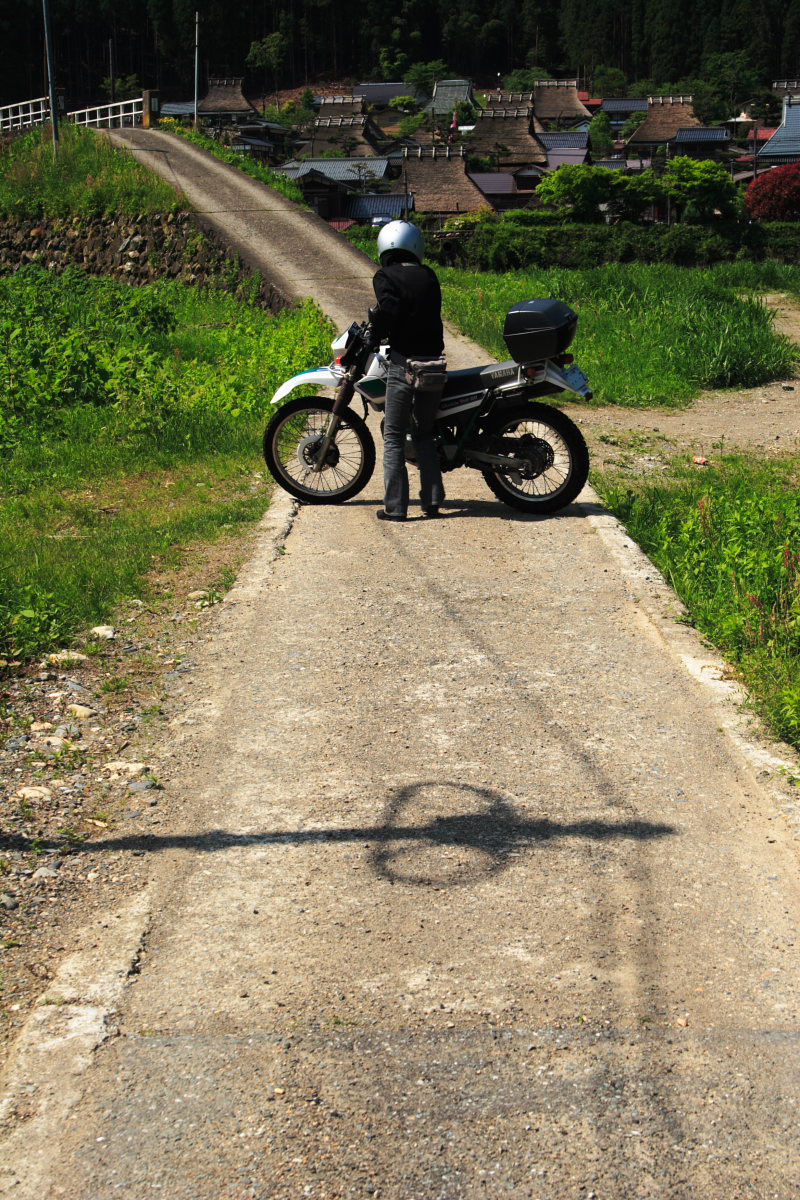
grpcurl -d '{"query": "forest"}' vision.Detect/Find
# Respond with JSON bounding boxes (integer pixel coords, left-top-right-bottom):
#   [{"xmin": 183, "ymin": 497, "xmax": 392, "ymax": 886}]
[{"xmin": 2, "ymin": 0, "xmax": 800, "ymax": 111}]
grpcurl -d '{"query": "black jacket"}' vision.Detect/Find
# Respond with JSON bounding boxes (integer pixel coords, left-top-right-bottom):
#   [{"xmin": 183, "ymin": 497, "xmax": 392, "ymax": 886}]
[{"xmin": 371, "ymin": 261, "xmax": 444, "ymax": 359}]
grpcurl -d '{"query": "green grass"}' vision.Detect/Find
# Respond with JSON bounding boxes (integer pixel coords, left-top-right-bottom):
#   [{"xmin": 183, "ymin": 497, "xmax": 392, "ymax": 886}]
[
  {"xmin": 0, "ymin": 124, "xmax": 184, "ymax": 218},
  {"xmin": 594, "ymin": 455, "xmax": 800, "ymax": 749},
  {"xmin": 440, "ymin": 262, "xmax": 798, "ymax": 407},
  {"xmin": 0, "ymin": 268, "xmax": 334, "ymax": 659}
]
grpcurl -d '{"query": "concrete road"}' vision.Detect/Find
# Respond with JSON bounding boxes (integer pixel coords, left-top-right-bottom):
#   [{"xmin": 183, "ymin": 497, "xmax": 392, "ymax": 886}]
[{"xmin": 2, "ymin": 130, "xmax": 800, "ymax": 1199}]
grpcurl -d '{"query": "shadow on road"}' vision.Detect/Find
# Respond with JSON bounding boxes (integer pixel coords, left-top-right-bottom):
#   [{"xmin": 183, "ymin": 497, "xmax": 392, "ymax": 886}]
[{"xmin": 0, "ymin": 780, "xmax": 675, "ymax": 888}]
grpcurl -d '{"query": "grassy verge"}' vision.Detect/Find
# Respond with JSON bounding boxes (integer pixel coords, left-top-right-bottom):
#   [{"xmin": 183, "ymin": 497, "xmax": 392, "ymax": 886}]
[
  {"xmin": 439, "ymin": 262, "xmax": 798, "ymax": 406},
  {"xmin": 594, "ymin": 454, "xmax": 800, "ymax": 750},
  {"xmin": 0, "ymin": 268, "xmax": 333, "ymax": 660},
  {"xmin": 0, "ymin": 124, "xmax": 184, "ymax": 217},
  {"xmin": 158, "ymin": 118, "xmax": 304, "ymax": 206}
]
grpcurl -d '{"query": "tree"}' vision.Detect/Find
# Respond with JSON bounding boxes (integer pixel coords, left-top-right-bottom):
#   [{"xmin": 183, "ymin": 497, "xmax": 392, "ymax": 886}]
[
  {"xmin": 404, "ymin": 60, "xmax": 450, "ymax": 98},
  {"xmin": 247, "ymin": 32, "xmax": 288, "ymax": 106},
  {"xmin": 588, "ymin": 112, "xmax": 614, "ymax": 156},
  {"xmin": 746, "ymin": 162, "xmax": 800, "ymax": 220},
  {"xmin": 503, "ymin": 68, "xmax": 553, "ymax": 91},
  {"xmin": 593, "ymin": 66, "xmax": 627, "ymax": 97},
  {"xmin": 606, "ymin": 170, "xmax": 666, "ymax": 221},
  {"xmin": 535, "ymin": 164, "xmax": 614, "ymax": 222},
  {"xmin": 662, "ymin": 156, "xmax": 737, "ymax": 221}
]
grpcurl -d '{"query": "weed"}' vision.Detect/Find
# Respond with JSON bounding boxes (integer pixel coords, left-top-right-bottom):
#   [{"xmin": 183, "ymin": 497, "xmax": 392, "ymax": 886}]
[{"xmin": 101, "ymin": 675, "xmax": 131, "ymax": 695}]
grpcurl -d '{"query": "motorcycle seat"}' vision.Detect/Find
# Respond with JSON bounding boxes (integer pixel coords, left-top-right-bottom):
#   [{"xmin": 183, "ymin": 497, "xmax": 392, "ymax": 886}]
[{"xmin": 442, "ymin": 360, "xmax": 519, "ymax": 398}]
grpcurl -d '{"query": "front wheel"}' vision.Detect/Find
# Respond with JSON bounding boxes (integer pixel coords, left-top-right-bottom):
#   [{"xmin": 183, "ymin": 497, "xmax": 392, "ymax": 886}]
[
  {"xmin": 263, "ymin": 396, "xmax": 376, "ymax": 504},
  {"xmin": 480, "ymin": 402, "xmax": 589, "ymax": 514}
]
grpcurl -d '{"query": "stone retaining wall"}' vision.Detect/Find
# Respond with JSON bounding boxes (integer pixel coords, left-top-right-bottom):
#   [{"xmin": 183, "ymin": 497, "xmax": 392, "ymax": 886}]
[{"xmin": 0, "ymin": 212, "xmax": 289, "ymax": 311}]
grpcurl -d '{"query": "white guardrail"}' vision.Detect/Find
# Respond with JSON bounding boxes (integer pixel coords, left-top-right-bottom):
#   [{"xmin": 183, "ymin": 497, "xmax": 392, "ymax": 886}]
[
  {"xmin": 0, "ymin": 96, "xmax": 50, "ymax": 131},
  {"xmin": 0, "ymin": 96, "xmax": 144, "ymax": 132}
]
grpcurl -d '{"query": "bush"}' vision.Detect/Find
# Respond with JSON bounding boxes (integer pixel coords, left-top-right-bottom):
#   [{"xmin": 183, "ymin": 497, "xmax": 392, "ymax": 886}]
[{"xmin": 746, "ymin": 162, "xmax": 800, "ymax": 220}]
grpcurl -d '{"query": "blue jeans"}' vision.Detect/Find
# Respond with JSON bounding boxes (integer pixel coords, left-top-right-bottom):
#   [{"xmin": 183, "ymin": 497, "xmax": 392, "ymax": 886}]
[{"xmin": 383, "ymin": 362, "xmax": 445, "ymax": 516}]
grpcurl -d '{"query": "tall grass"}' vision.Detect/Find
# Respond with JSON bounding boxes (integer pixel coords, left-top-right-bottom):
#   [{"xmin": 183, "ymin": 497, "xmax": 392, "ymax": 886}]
[
  {"xmin": 0, "ymin": 268, "xmax": 334, "ymax": 658},
  {"xmin": 440, "ymin": 262, "xmax": 798, "ymax": 406},
  {"xmin": 159, "ymin": 119, "xmax": 304, "ymax": 206},
  {"xmin": 595, "ymin": 457, "xmax": 800, "ymax": 749},
  {"xmin": 0, "ymin": 124, "xmax": 184, "ymax": 218}
]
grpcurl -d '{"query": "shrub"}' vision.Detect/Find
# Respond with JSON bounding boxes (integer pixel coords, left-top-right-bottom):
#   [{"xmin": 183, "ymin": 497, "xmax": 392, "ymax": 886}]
[{"xmin": 746, "ymin": 162, "xmax": 800, "ymax": 220}]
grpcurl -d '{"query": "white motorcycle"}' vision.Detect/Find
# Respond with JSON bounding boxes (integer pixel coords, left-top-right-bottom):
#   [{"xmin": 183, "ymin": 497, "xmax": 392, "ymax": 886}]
[{"xmin": 263, "ymin": 298, "xmax": 592, "ymax": 514}]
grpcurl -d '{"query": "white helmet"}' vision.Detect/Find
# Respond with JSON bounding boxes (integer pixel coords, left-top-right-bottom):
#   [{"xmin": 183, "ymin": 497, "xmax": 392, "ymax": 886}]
[{"xmin": 377, "ymin": 220, "xmax": 425, "ymax": 265}]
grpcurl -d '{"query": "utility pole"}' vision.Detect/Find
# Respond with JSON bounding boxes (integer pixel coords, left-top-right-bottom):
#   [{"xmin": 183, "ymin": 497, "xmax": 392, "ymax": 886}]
[
  {"xmin": 193, "ymin": 12, "xmax": 200, "ymax": 128},
  {"xmin": 41, "ymin": 0, "xmax": 59, "ymax": 160}
]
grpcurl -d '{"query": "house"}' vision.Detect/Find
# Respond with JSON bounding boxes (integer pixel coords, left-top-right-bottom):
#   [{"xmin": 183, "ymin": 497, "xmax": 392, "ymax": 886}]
[
  {"xmin": 625, "ymin": 96, "xmax": 699, "ymax": 154},
  {"xmin": 315, "ymin": 96, "xmax": 365, "ymax": 118},
  {"xmin": 601, "ymin": 97, "xmax": 648, "ymax": 135},
  {"xmin": 280, "ymin": 157, "xmax": 393, "ymax": 219},
  {"xmin": 353, "ymin": 83, "xmax": 425, "ymax": 107},
  {"xmin": 538, "ymin": 130, "xmax": 589, "ymax": 169},
  {"xmin": 342, "ymin": 193, "xmax": 413, "ymax": 223},
  {"xmin": 467, "ymin": 171, "xmax": 538, "ymax": 211},
  {"xmin": 466, "ymin": 107, "xmax": 547, "ymax": 169},
  {"xmin": 673, "ymin": 126, "xmax": 732, "ymax": 159},
  {"xmin": 532, "ymin": 80, "xmax": 592, "ymax": 129},
  {"xmin": 758, "ymin": 95, "xmax": 800, "ymax": 166},
  {"xmin": 423, "ymin": 79, "xmax": 475, "ymax": 120},
  {"xmin": 397, "ymin": 146, "xmax": 487, "ymax": 216},
  {"xmin": 297, "ymin": 113, "xmax": 383, "ymax": 158},
  {"xmin": 198, "ymin": 77, "xmax": 258, "ymax": 125}
]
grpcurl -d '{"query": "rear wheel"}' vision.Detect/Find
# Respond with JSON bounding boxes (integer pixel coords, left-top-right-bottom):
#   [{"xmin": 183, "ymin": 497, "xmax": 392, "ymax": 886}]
[
  {"xmin": 263, "ymin": 396, "xmax": 376, "ymax": 504},
  {"xmin": 480, "ymin": 403, "xmax": 589, "ymax": 514}
]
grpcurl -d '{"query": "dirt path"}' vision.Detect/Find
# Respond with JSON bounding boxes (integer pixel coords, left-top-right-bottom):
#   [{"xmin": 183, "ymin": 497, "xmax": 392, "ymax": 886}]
[{"xmin": 3, "ymin": 137, "xmax": 800, "ymax": 1197}]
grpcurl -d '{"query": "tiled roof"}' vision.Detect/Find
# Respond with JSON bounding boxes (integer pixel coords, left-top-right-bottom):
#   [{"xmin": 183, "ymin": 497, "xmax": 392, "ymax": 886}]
[
  {"xmin": 533, "ymin": 81, "xmax": 592, "ymax": 123},
  {"xmin": 467, "ymin": 109, "xmax": 547, "ymax": 165},
  {"xmin": 467, "ymin": 172, "xmax": 516, "ymax": 193},
  {"xmin": 398, "ymin": 148, "xmax": 488, "ymax": 213},
  {"xmin": 281, "ymin": 158, "xmax": 391, "ymax": 184},
  {"xmin": 747, "ymin": 127, "xmax": 778, "ymax": 142},
  {"xmin": 593, "ymin": 158, "xmax": 628, "ymax": 169},
  {"xmin": 602, "ymin": 98, "xmax": 649, "ymax": 115},
  {"xmin": 626, "ymin": 98, "xmax": 699, "ymax": 144},
  {"xmin": 198, "ymin": 78, "xmax": 256, "ymax": 114},
  {"xmin": 423, "ymin": 79, "xmax": 474, "ymax": 117},
  {"xmin": 354, "ymin": 83, "xmax": 425, "ymax": 105},
  {"xmin": 759, "ymin": 96, "xmax": 800, "ymax": 160},
  {"xmin": 343, "ymin": 194, "xmax": 411, "ymax": 219},
  {"xmin": 545, "ymin": 150, "xmax": 590, "ymax": 169},
  {"xmin": 674, "ymin": 126, "xmax": 730, "ymax": 142},
  {"xmin": 539, "ymin": 131, "xmax": 588, "ymax": 149}
]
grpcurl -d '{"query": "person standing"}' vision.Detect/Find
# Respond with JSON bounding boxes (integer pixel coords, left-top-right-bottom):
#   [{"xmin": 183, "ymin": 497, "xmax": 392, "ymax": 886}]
[{"xmin": 367, "ymin": 221, "xmax": 446, "ymax": 522}]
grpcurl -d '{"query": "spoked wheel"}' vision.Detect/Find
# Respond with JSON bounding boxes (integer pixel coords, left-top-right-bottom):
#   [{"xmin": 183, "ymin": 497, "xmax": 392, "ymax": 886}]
[
  {"xmin": 263, "ymin": 396, "xmax": 376, "ymax": 504},
  {"xmin": 480, "ymin": 402, "xmax": 589, "ymax": 514}
]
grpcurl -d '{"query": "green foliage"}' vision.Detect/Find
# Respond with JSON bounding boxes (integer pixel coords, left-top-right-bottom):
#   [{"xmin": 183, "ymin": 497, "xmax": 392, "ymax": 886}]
[
  {"xmin": 535, "ymin": 164, "xmax": 615, "ymax": 222},
  {"xmin": 0, "ymin": 124, "xmax": 183, "ymax": 219},
  {"xmin": 592, "ymin": 67, "xmax": 628, "ymax": 97},
  {"xmin": 403, "ymin": 61, "xmax": 450, "ymax": 97},
  {"xmin": 0, "ymin": 270, "xmax": 334, "ymax": 660},
  {"xmin": 158, "ymin": 120, "xmax": 304, "ymax": 205},
  {"xmin": 439, "ymin": 262, "xmax": 796, "ymax": 407},
  {"xmin": 621, "ymin": 111, "xmax": 648, "ymax": 141},
  {"xmin": 502, "ymin": 69, "xmax": 553, "ymax": 90},
  {"xmin": 589, "ymin": 112, "xmax": 614, "ymax": 156},
  {"xmin": 595, "ymin": 457, "xmax": 800, "ymax": 748},
  {"xmin": 388, "ymin": 96, "xmax": 420, "ymax": 113},
  {"xmin": 100, "ymin": 73, "xmax": 141, "ymax": 102},
  {"xmin": 662, "ymin": 156, "xmax": 738, "ymax": 221}
]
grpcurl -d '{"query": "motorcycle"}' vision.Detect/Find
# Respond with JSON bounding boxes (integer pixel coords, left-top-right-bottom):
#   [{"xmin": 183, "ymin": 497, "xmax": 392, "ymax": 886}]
[{"xmin": 262, "ymin": 298, "xmax": 592, "ymax": 515}]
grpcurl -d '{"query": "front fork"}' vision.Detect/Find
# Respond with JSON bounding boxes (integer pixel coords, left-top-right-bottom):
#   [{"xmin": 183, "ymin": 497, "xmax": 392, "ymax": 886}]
[{"xmin": 313, "ymin": 374, "xmax": 356, "ymax": 471}]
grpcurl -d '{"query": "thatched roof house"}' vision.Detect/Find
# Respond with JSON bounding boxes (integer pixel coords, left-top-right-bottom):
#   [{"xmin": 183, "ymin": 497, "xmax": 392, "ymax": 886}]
[
  {"xmin": 298, "ymin": 114, "xmax": 382, "ymax": 158},
  {"xmin": 533, "ymin": 81, "xmax": 592, "ymax": 128},
  {"xmin": 467, "ymin": 108, "xmax": 547, "ymax": 166},
  {"xmin": 484, "ymin": 92, "xmax": 535, "ymax": 109},
  {"xmin": 397, "ymin": 146, "xmax": 487, "ymax": 214},
  {"xmin": 198, "ymin": 78, "xmax": 257, "ymax": 120},
  {"xmin": 626, "ymin": 97, "xmax": 699, "ymax": 148},
  {"xmin": 316, "ymin": 96, "xmax": 365, "ymax": 118}
]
